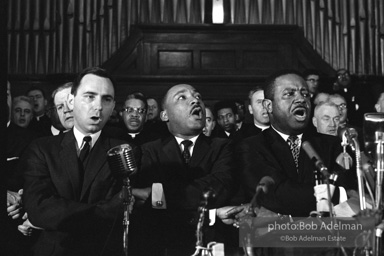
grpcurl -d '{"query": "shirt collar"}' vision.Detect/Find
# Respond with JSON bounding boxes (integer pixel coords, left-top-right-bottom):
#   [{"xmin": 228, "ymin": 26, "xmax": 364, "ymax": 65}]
[
  {"xmin": 73, "ymin": 126, "xmax": 101, "ymax": 150},
  {"xmin": 271, "ymin": 125, "xmax": 303, "ymax": 142},
  {"xmin": 255, "ymin": 123, "xmax": 269, "ymax": 131},
  {"xmin": 174, "ymin": 134, "xmax": 199, "ymax": 146},
  {"xmin": 51, "ymin": 126, "xmax": 60, "ymax": 136},
  {"xmin": 128, "ymin": 132, "xmax": 139, "ymax": 138},
  {"xmin": 175, "ymin": 134, "xmax": 199, "ymax": 155}
]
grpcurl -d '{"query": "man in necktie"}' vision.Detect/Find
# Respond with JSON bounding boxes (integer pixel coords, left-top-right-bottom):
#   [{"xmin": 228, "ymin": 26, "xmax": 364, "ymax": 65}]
[
  {"xmin": 21, "ymin": 67, "xmax": 127, "ymax": 256},
  {"xmin": 132, "ymin": 84, "xmax": 235, "ymax": 256},
  {"xmin": 219, "ymin": 70, "xmax": 350, "ymax": 255},
  {"xmin": 226, "ymin": 70, "xmax": 346, "ymax": 218}
]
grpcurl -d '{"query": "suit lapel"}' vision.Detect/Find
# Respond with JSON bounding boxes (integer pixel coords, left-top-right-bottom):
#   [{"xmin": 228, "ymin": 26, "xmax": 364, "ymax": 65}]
[
  {"xmin": 80, "ymin": 135, "xmax": 109, "ymax": 200},
  {"xmin": 267, "ymin": 129, "xmax": 299, "ymax": 179},
  {"xmin": 162, "ymin": 136, "xmax": 184, "ymax": 165},
  {"xmin": 60, "ymin": 131, "xmax": 82, "ymax": 200},
  {"xmin": 190, "ymin": 135, "xmax": 209, "ymax": 168}
]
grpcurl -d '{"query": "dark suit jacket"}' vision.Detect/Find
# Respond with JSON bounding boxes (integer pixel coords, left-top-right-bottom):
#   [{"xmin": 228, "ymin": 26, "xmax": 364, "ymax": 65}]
[
  {"xmin": 6, "ymin": 123, "xmax": 39, "ymax": 190},
  {"xmin": 22, "ymin": 130, "xmax": 125, "ymax": 256},
  {"xmin": 133, "ymin": 134, "xmax": 235, "ymax": 255},
  {"xmin": 28, "ymin": 114, "xmax": 52, "ymax": 137},
  {"xmin": 238, "ymin": 128, "xmax": 343, "ymax": 217}
]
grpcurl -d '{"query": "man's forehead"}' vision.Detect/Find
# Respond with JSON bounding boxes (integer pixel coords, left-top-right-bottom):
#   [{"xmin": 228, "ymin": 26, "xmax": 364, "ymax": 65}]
[
  {"xmin": 319, "ymin": 105, "xmax": 339, "ymax": 114},
  {"xmin": 169, "ymin": 84, "xmax": 195, "ymax": 94},
  {"xmin": 218, "ymin": 108, "xmax": 234, "ymax": 115},
  {"xmin": 252, "ymin": 90, "xmax": 264, "ymax": 99},
  {"xmin": 125, "ymin": 98, "xmax": 145, "ymax": 107},
  {"xmin": 28, "ymin": 90, "xmax": 43, "ymax": 96},
  {"xmin": 205, "ymin": 108, "xmax": 213, "ymax": 117},
  {"xmin": 79, "ymin": 74, "xmax": 114, "ymax": 94},
  {"xmin": 276, "ymin": 74, "xmax": 307, "ymax": 88}
]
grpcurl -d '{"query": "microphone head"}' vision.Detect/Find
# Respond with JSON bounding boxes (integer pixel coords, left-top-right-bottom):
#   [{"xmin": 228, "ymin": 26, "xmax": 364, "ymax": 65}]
[
  {"xmin": 107, "ymin": 144, "xmax": 138, "ymax": 178},
  {"xmin": 257, "ymin": 176, "xmax": 275, "ymax": 194}
]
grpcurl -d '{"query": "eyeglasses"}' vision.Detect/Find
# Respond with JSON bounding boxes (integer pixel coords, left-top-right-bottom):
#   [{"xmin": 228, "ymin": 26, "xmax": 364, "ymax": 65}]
[
  {"xmin": 122, "ymin": 107, "xmax": 146, "ymax": 115},
  {"xmin": 306, "ymin": 78, "xmax": 319, "ymax": 83},
  {"xmin": 336, "ymin": 103, "xmax": 347, "ymax": 110}
]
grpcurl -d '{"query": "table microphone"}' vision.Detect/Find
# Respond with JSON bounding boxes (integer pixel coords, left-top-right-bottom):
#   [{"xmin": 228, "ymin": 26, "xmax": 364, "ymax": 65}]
[
  {"xmin": 249, "ymin": 176, "xmax": 275, "ymax": 209},
  {"xmin": 302, "ymin": 141, "xmax": 330, "ymax": 178},
  {"xmin": 107, "ymin": 144, "xmax": 138, "ymax": 178}
]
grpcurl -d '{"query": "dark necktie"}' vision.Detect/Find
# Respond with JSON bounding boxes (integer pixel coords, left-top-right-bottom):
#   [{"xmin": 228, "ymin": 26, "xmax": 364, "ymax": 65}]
[
  {"xmin": 181, "ymin": 140, "xmax": 193, "ymax": 165},
  {"xmin": 287, "ymin": 135, "xmax": 300, "ymax": 170},
  {"xmin": 79, "ymin": 136, "xmax": 92, "ymax": 164}
]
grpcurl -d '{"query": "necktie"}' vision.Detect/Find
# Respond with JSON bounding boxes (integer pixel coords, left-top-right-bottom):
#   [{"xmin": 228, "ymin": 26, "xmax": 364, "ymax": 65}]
[
  {"xmin": 287, "ymin": 135, "xmax": 300, "ymax": 169},
  {"xmin": 79, "ymin": 136, "xmax": 92, "ymax": 164},
  {"xmin": 181, "ymin": 140, "xmax": 193, "ymax": 165}
]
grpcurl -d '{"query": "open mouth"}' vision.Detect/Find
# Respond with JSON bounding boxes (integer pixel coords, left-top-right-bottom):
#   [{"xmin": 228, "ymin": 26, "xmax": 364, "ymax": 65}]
[
  {"xmin": 292, "ymin": 107, "xmax": 307, "ymax": 121},
  {"xmin": 190, "ymin": 106, "xmax": 203, "ymax": 119},
  {"xmin": 91, "ymin": 116, "xmax": 102, "ymax": 122}
]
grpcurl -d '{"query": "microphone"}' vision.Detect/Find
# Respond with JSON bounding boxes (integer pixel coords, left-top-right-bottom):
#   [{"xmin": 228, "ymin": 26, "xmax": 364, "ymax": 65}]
[
  {"xmin": 302, "ymin": 141, "xmax": 330, "ymax": 178},
  {"xmin": 107, "ymin": 144, "xmax": 138, "ymax": 178},
  {"xmin": 249, "ymin": 176, "xmax": 275, "ymax": 209},
  {"xmin": 338, "ymin": 127, "xmax": 358, "ymax": 148}
]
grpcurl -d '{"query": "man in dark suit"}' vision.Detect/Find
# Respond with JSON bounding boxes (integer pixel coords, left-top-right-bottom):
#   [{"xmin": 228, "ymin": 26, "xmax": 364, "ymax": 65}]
[
  {"xmin": 244, "ymin": 86, "xmax": 270, "ymax": 137},
  {"xmin": 132, "ymin": 84, "xmax": 235, "ymax": 256},
  {"xmin": 21, "ymin": 67, "xmax": 125, "ymax": 256},
  {"xmin": 212, "ymin": 100, "xmax": 251, "ymax": 142},
  {"xmin": 119, "ymin": 92, "xmax": 160, "ymax": 146},
  {"xmin": 27, "ymin": 86, "xmax": 52, "ymax": 137},
  {"xmin": 217, "ymin": 70, "xmax": 348, "ymax": 256},
  {"xmin": 237, "ymin": 70, "xmax": 344, "ymax": 216}
]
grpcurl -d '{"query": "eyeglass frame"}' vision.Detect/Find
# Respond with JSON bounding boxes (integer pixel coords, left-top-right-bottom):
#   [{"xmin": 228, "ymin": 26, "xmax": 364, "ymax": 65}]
[{"xmin": 122, "ymin": 107, "xmax": 147, "ymax": 115}]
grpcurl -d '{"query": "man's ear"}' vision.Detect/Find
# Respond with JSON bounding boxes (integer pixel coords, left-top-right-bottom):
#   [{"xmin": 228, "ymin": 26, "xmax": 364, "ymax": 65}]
[
  {"xmin": 160, "ymin": 110, "xmax": 168, "ymax": 122},
  {"xmin": 235, "ymin": 114, "xmax": 239, "ymax": 122},
  {"xmin": 263, "ymin": 99, "xmax": 272, "ymax": 114},
  {"xmin": 248, "ymin": 105, "xmax": 253, "ymax": 115},
  {"xmin": 312, "ymin": 117, "xmax": 318, "ymax": 128},
  {"xmin": 68, "ymin": 94, "xmax": 74, "ymax": 110},
  {"xmin": 375, "ymin": 103, "xmax": 380, "ymax": 113}
]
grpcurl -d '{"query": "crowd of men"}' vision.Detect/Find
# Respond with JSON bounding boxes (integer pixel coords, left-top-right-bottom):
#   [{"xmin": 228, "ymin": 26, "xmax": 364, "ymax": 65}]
[{"xmin": 5, "ymin": 67, "xmax": 384, "ymax": 256}]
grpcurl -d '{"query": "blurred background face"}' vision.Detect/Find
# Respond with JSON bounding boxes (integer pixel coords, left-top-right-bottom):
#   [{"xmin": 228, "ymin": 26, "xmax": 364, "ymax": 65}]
[
  {"xmin": 7, "ymin": 81, "xmax": 12, "ymax": 121},
  {"xmin": 28, "ymin": 89, "xmax": 47, "ymax": 116},
  {"xmin": 121, "ymin": 98, "xmax": 147, "ymax": 132},
  {"xmin": 203, "ymin": 108, "xmax": 215, "ymax": 136},
  {"xmin": 305, "ymin": 74, "xmax": 319, "ymax": 95},
  {"xmin": 336, "ymin": 70, "xmax": 351, "ymax": 88},
  {"xmin": 235, "ymin": 101, "xmax": 245, "ymax": 122},
  {"xmin": 147, "ymin": 98, "xmax": 160, "ymax": 121},
  {"xmin": 13, "ymin": 100, "xmax": 33, "ymax": 128},
  {"xmin": 248, "ymin": 90, "xmax": 269, "ymax": 126},
  {"xmin": 216, "ymin": 108, "xmax": 237, "ymax": 133},
  {"xmin": 313, "ymin": 105, "xmax": 340, "ymax": 136},
  {"xmin": 54, "ymin": 87, "xmax": 74, "ymax": 130},
  {"xmin": 329, "ymin": 97, "xmax": 347, "ymax": 123}
]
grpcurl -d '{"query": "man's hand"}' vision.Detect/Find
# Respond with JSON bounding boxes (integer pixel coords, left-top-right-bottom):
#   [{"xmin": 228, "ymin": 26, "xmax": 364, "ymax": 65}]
[
  {"xmin": 7, "ymin": 190, "xmax": 22, "ymax": 206},
  {"xmin": 18, "ymin": 218, "xmax": 43, "ymax": 236},
  {"xmin": 7, "ymin": 203, "xmax": 22, "ymax": 219},
  {"xmin": 217, "ymin": 204, "xmax": 252, "ymax": 225}
]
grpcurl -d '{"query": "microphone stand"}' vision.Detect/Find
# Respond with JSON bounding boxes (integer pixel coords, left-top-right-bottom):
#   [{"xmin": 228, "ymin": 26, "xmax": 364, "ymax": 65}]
[
  {"xmin": 122, "ymin": 177, "xmax": 132, "ymax": 256},
  {"xmin": 192, "ymin": 190, "xmax": 215, "ymax": 256},
  {"xmin": 374, "ymin": 132, "xmax": 384, "ymax": 210}
]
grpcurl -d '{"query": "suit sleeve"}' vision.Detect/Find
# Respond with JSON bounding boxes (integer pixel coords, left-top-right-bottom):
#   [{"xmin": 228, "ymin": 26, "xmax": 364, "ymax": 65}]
[
  {"xmin": 22, "ymin": 140, "xmax": 122, "ymax": 231},
  {"xmin": 139, "ymin": 139, "xmax": 235, "ymax": 210},
  {"xmin": 238, "ymin": 138, "xmax": 316, "ymax": 217}
]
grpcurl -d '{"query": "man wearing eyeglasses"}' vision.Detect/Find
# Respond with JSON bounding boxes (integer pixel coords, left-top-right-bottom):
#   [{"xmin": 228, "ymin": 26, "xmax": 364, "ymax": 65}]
[
  {"xmin": 120, "ymin": 93, "xmax": 160, "ymax": 146},
  {"xmin": 330, "ymin": 69, "xmax": 375, "ymax": 126}
]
